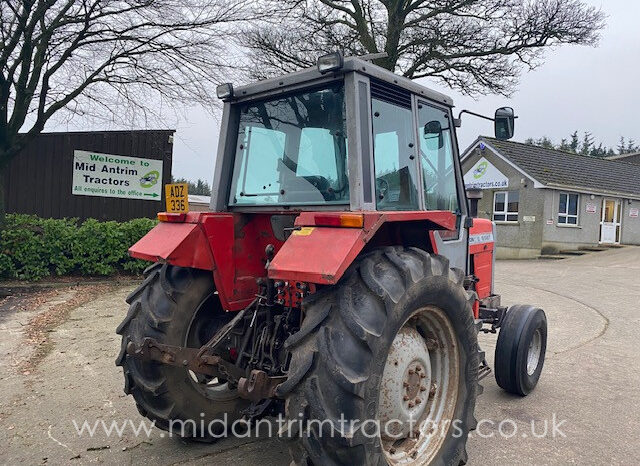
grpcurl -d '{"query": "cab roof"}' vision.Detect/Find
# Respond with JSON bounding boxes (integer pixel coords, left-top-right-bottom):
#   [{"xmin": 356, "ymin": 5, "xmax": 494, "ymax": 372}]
[{"xmin": 231, "ymin": 56, "xmax": 454, "ymax": 107}]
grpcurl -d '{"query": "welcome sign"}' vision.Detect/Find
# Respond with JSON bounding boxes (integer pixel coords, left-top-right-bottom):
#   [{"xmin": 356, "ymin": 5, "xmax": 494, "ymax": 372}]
[
  {"xmin": 72, "ymin": 150, "xmax": 163, "ymax": 201},
  {"xmin": 464, "ymin": 156, "xmax": 509, "ymax": 190}
]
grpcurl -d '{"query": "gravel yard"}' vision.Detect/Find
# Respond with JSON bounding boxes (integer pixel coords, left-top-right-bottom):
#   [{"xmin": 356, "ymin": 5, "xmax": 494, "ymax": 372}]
[{"xmin": 1, "ymin": 247, "xmax": 639, "ymax": 465}]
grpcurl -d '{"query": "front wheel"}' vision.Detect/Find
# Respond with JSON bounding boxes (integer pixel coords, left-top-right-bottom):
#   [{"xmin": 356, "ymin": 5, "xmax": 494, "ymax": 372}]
[
  {"xmin": 494, "ymin": 305, "xmax": 547, "ymax": 396},
  {"xmin": 281, "ymin": 247, "xmax": 481, "ymax": 465}
]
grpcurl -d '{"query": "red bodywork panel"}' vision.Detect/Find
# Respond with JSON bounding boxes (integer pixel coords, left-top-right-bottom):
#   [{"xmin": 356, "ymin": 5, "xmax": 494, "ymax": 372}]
[
  {"xmin": 268, "ymin": 211, "xmax": 456, "ymax": 284},
  {"xmin": 468, "ymin": 218, "xmax": 495, "ymax": 300},
  {"xmin": 130, "ymin": 210, "xmax": 457, "ymax": 311},
  {"xmin": 129, "ymin": 221, "xmax": 214, "ymax": 271},
  {"xmin": 130, "ymin": 212, "xmax": 283, "ymax": 311}
]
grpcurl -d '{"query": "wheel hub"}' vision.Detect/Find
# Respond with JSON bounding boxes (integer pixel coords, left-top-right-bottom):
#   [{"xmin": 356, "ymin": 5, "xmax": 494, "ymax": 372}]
[
  {"xmin": 526, "ymin": 328, "xmax": 542, "ymax": 375},
  {"xmin": 378, "ymin": 327, "xmax": 432, "ymax": 438},
  {"xmin": 378, "ymin": 306, "xmax": 460, "ymax": 465}
]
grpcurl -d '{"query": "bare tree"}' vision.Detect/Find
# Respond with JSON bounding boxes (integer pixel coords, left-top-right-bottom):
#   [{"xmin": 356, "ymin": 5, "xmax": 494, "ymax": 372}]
[
  {"xmin": 0, "ymin": 0, "xmax": 246, "ymax": 225},
  {"xmin": 241, "ymin": 0, "xmax": 604, "ymax": 94}
]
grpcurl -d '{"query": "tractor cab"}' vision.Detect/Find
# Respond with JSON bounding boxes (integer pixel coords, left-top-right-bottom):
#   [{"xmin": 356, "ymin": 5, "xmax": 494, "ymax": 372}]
[{"xmin": 212, "ymin": 53, "xmax": 472, "ymax": 217}]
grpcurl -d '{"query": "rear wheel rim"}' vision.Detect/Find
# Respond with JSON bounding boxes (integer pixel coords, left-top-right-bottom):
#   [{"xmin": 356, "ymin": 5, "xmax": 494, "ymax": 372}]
[
  {"xmin": 378, "ymin": 306, "xmax": 460, "ymax": 464},
  {"xmin": 526, "ymin": 328, "xmax": 542, "ymax": 376},
  {"xmin": 185, "ymin": 292, "xmax": 239, "ymax": 402}
]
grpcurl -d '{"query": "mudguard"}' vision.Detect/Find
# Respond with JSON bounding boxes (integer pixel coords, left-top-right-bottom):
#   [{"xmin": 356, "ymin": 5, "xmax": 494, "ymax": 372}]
[
  {"xmin": 129, "ymin": 212, "xmax": 283, "ymax": 311},
  {"xmin": 268, "ymin": 226, "xmax": 365, "ymax": 284},
  {"xmin": 129, "ymin": 221, "xmax": 214, "ymax": 271},
  {"xmin": 268, "ymin": 210, "xmax": 457, "ymax": 285}
]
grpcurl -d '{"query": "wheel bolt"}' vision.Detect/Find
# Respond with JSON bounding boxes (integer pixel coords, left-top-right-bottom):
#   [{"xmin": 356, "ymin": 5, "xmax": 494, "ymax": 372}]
[
  {"xmin": 408, "ymin": 369, "xmax": 415, "ymax": 375},
  {"xmin": 389, "ymin": 448, "xmax": 396, "ymax": 454},
  {"xmin": 408, "ymin": 402, "xmax": 414, "ymax": 408},
  {"xmin": 415, "ymin": 366, "xmax": 421, "ymax": 372},
  {"xmin": 403, "ymin": 395, "xmax": 410, "ymax": 401},
  {"xmin": 403, "ymin": 382, "xmax": 409, "ymax": 388},
  {"xmin": 430, "ymin": 383, "xmax": 437, "ymax": 396},
  {"xmin": 415, "ymin": 398, "xmax": 422, "ymax": 405},
  {"xmin": 420, "ymin": 385, "xmax": 427, "ymax": 392},
  {"xmin": 420, "ymin": 373, "xmax": 426, "ymax": 379}
]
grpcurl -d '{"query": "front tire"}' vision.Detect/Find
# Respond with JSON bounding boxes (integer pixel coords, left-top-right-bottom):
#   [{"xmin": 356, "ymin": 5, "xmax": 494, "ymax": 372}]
[
  {"xmin": 495, "ymin": 305, "xmax": 547, "ymax": 396},
  {"xmin": 280, "ymin": 247, "xmax": 481, "ymax": 465},
  {"xmin": 115, "ymin": 263, "xmax": 249, "ymax": 439}
]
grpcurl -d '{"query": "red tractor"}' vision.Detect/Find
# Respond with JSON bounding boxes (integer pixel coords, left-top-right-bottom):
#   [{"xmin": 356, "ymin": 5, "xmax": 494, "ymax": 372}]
[{"xmin": 117, "ymin": 52, "xmax": 547, "ymax": 465}]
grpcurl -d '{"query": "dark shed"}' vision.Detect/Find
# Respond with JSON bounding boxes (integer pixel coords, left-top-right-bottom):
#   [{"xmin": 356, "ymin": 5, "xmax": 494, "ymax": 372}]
[{"xmin": 4, "ymin": 130, "xmax": 174, "ymax": 221}]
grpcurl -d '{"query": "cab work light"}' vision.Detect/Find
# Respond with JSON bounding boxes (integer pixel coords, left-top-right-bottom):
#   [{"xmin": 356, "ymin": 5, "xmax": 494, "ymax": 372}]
[
  {"xmin": 314, "ymin": 213, "xmax": 364, "ymax": 228},
  {"xmin": 317, "ymin": 52, "xmax": 344, "ymax": 74},
  {"xmin": 216, "ymin": 83, "xmax": 234, "ymax": 100},
  {"xmin": 157, "ymin": 212, "xmax": 186, "ymax": 222}
]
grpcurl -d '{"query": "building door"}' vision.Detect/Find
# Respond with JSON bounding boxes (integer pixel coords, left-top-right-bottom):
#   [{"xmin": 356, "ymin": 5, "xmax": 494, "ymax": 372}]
[{"xmin": 600, "ymin": 198, "xmax": 621, "ymax": 244}]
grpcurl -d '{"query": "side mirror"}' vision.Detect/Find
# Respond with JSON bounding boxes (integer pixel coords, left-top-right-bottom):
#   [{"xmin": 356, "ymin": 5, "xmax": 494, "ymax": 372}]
[
  {"xmin": 494, "ymin": 107, "xmax": 515, "ymax": 140},
  {"xmin": 424, "ymin": 120, "xmax": 444, "ymax": 149}
]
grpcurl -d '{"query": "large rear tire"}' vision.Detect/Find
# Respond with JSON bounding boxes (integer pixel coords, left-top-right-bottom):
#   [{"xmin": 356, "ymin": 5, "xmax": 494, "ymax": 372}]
[
  {"xmin": 115, "ymin": 263, "xmax": 249, "ymax": 439},
  {"xmin": 279, "ymin": 247, "xmax": 481, "ymax": 465}
]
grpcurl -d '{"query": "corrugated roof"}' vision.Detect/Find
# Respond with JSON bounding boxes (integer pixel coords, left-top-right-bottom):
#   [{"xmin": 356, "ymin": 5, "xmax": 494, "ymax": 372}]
[
  {"xmin": 468, "ymin": 137, "xmax": 640, "ymax": 198},
  {"xmin": 188, "ymin": 194, "xmax": 211, "ymax": 205}
]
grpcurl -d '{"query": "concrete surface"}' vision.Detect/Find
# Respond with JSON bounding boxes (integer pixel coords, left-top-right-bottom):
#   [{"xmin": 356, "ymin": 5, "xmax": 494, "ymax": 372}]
[{"xmin": 2, "ymin": 247, "xmax": 640, "ymax": 465}]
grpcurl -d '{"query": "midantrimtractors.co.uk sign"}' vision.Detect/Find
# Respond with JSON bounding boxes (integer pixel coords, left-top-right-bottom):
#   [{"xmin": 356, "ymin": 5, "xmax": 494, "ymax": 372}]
[{"xmin": 72, "ymin": 150, "xmax": 163, "ymax": 201}]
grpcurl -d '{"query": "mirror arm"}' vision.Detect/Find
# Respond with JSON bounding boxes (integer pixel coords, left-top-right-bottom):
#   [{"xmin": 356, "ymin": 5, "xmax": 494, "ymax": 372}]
[
  {"xmin": 457, "ymin": 109, "xmax": 495, "ymax": 123},
  {"xmin": 455, "ymin": 109, "xmax": 518, "ymax": 128}
]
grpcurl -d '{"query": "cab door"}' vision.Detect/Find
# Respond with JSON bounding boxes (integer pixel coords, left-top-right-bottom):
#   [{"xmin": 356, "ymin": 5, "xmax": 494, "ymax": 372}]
[{"xmin": 415, "ymin": 99, "xmax": 469, "ymax": 271}]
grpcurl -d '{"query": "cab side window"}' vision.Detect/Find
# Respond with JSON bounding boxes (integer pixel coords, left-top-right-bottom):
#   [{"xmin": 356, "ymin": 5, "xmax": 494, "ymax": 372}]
[
  {"xmin": 371, "ymin": 97, "xmax": 419, "ymax": 210},
  {"xmin": 418, "ymin": 103, "xmax": 459, "ymax": 212}
]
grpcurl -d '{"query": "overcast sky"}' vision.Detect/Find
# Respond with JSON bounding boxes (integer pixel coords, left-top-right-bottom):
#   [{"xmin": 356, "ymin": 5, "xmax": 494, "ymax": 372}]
[{"xmin": 50, "ymin": 0, "xmax": 639, "ymax": 183}]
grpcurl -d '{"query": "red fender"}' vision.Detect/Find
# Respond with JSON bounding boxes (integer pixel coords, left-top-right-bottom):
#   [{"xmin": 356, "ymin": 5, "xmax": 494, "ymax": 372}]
[
  {"xmin": 129, "ymin": 220, "xmax": 214, "ymax": 271},
  {"xmin": 130, "ymin": 212, "xmax": 284, "ymax": 311},
  {"xmin": 268, "ymin": 210, "xmax": 457, "ymax": 285}
]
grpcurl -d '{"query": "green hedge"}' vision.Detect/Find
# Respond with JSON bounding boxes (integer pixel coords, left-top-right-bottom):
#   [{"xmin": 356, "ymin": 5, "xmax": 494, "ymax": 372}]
[{"xmin": 0, "ymin": 214, "xmax": 157, "ymax": 281}]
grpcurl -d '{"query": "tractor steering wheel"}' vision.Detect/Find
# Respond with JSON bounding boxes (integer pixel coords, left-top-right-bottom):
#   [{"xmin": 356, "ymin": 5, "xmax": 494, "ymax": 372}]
[{"xmin": 376, "ymin": 177, "xmax": 389, "ymax": 201}]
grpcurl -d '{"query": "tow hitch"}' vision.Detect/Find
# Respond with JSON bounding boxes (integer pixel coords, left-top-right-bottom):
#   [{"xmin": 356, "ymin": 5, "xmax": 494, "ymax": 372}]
[{"xmin": 126, "ymin": 338, "xmax": 286, "ymax": 401}]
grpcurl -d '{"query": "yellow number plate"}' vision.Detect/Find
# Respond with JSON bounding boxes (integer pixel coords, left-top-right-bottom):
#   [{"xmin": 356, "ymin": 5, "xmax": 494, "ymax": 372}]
[{"xmin": 165, "ymin": 183, "xmax": 189, "ymax": 213}]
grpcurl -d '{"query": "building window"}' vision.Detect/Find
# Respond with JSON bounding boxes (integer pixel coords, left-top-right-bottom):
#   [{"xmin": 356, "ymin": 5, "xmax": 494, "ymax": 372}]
[
  {"xmin": 493, "ymin": 191, "xmax": 519, "ymax": 222},
  {"xmin": 558, "ymin": 193, "xmax": 579, "ymax": 225}
]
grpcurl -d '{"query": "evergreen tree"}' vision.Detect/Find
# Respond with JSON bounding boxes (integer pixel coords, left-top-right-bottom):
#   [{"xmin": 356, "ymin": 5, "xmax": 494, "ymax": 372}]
[
  {"xmin": 579, "ymin": 132, "xmax": 593, "ymax": 155},
  {"xmin": 525, "ymin": 131, "xmax": 638, "ymax": 158},
  {"xmin": 559, "ymin": 138, "xmax": 571, "ymax": 152},
  {"xmin": 171, "ymin": 177, "xmax": 212, "ymax": 196},
  {"xmin": 569, "ymin": 131, "xmax": 580, "ymax": 153}
]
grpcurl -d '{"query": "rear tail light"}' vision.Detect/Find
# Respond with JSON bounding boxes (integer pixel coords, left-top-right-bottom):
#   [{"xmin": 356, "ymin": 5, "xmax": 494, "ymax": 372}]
[
  {"xmin": 313, "ymin": 213, "xmax": 364, "ymax": 228},
  {"xmin": 157, "ymin": 212, "xmax": 186, "ymax": 222}
]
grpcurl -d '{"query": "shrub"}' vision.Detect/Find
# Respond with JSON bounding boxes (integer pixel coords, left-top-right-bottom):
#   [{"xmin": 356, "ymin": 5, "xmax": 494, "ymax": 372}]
[{"xmin": 0, "ymin": 214, "xmax": 157, "ymax": 281}]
